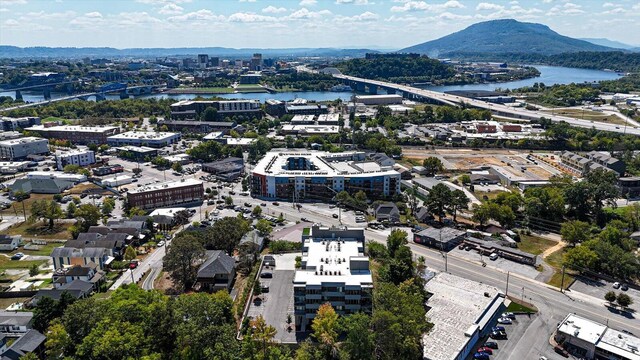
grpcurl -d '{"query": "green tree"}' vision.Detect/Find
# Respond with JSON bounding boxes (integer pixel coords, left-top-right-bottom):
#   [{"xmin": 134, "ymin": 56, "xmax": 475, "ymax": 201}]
[
  {"xmin": 127, "ymin": 206, "xmax": 147, "ymax": 217},
  {"xmin": 124, "ymin": 246, "xmax": 137, "ymax": 261},
  {"xmin": 74, "ymin": 204, "xmax": 101, "ymax": 233},
  {"xmin": 30, "ymin": 199, "xmax": 63, "ymax": 229},
  {"xmin": 101, "ymin": 201, "xmax": 114, "ymax": 217},
  {"xmin": 563, "ymin": 245, "xmax": 598, "ymax": 271},
  {"xmin": 460, "ymin": 174, "xmax": 471, "ymax": 186},
  {"xmin": 422, "ymin": 157, "xmax": 444, "ymax": 176},
  {"xmin": 164, "ymin": 234, "xmax": 206, "ymax": 291},
  {"xmin": 472, "ymin": 203, "xmax": 491, "ymax": 227},
  {"xmin": 76, "ymin": 320, "xmax": 146, "ymax": 360},
  {"xmin": 252, "ymin": 205, "xmax": 263, "ymax": 217},
  {"xmin": 204, "ymin": 216, "xmax": 250, "ymax": 255},
  {"xmin": 255, "ymin": 219, "xmax": 273, "ymax": 236},
  {"xmin": 561, "ymin": 220, "xmax": 590, "ymax": 246},
  {"xmin": 586, "ymin": 168, "xmax": 620, "ymax": 224},
  {"xmin": 171, "ymin": 161, "xmax": 183, "ymax": 173},
  {"xmin": 29, "ymin": 263, "xmax": 39, "ymax": 277},
  {"xmin": 340, "ymin": 313, "xmax": 373, "ymax": 360},
  {"xmin": 225, "ymin": 196, "xmax": 233, "ymax": 206},
  {"xmin": 250, "ymin": 315, "xmax": 277, "ymax": 359},
  {"xmin": 425, "ymin": 183, "xmax": 451, "ymax": 222},
  {"xmin": 617, "ymin": 293, "xmax": 633, "ymax": 309},
  {"xmin": 202, "ymin": 107, "xmax": 218, "ymax": 121},
  {"xmin": 65, "ymin": 201, "xmax": 77, "ymax": 218},
  {"xmin": 45, "ymin": 319, "xmax": 72, "ymax": 360},
  {"xmin": 448, "ymin": 189, "xmax": 470, "ymax": 222},
  {"xmin": 604, "ymin": 291, "xmax": 617, "ymax": 305}
]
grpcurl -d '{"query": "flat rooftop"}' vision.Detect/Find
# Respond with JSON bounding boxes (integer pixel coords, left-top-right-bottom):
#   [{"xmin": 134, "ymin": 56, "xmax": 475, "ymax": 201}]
[
  {"xmin": 108, "ymin": 131, "xmax": 178, "ymax": 140},
  {"xmin": 423, "ymin": 272, "xmax": 503, "ymax": 360},
  {"xmin": 281, "ymin": 124, "xmax": 339, "ymax": 134},
  {"xmin": 558, "ymin": 313, "xmax": 607, "ymax": 344},
  {"xmin": 599, "ymin": 328, "xmax": 640, "ymax": 360},
  {"xmin": 25, "ymin": 125, "xmax": 118, "ymax": 133},
  {"xmin": 317, "ymin": 114, "xmax": 340, "ymax": 122},
  {"xmin": 128, "ymin": 178, "xmax": 202, "ymax": 194},
  {"xmin": 291, "ymin": 115, "xmax": 315, "ymax": 123},
  {"xmin": 294, "ymin": 238, "xmax": 372, "ymax": 286},
  {"xmin": 56, "ymin": 149, "xmax": 94, "ymax": 156},
  {"xmin": 0, "ymin": 136, "xmax": 46, "ymax": 145},
  {"xmin": 253, "ymin": 150, "xmax": 399, "ymax": 178},
  {"xmin": 115, "ymin": 145, "xmax": 157, "ymax": 152}
]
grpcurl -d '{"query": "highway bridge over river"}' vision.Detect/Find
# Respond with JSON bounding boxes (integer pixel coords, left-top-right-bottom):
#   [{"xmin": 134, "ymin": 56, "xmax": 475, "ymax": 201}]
[{"xmin": 335, "ymin": 74, "xmax": 640, "ymax": 136}]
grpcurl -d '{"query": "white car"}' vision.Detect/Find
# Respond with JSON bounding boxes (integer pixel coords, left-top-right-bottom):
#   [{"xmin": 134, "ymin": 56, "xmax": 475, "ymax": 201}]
[
  {"xmin": 497, "ymin": 317, "xmax": 512, "ymax": 324},
  {"xmin": 501, "ymin": 312, "xmax": 516, "ymax": 319},
  {"xmin": 613, "ymin": 282, "xmax": 621, "ymax": 289},
  {"xmin": 157, "ymin": 241, "xmax": 165, "ymax": 247}
]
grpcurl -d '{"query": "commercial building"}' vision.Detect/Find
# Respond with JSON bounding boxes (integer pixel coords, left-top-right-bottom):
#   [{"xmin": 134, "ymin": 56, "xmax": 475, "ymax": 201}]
[
  {"xmin": 202, "ymin": 157, "xmax": 244, "ymax": 181},
  {"xmin": 10, "ymin": 178, "xmax": 74, "ymax": 195},
  {"xmin": 127, "ymin": 178, "xmax": 204, "ymax": 210},
  {"xmin": 317, "ymin": 113, "xmax": 341, "ymax": 126},
  {"xmin": 0, "ymin": 116, "xmax": 41, "ymax": 132},
  {"xmin": 250, "ymin": 53, "xmax": 262, "ymax": 71},
  {"xmin": 353, "ymin": 94, "xmax": 403, "ymax": 106},
  {"xmin": 100, "ymin": 175, "xmax": 133, "ymax": 187},
  {"xmin": 107, "ymin": 131, "xmax": 180, "ymax": 148},
  {"xmin": 619, "ymin": 177, "xmax": 640, "ymax": 198},
  {"xmin": 422, "ymin": 272, "xmax": 505, "ymax": 360},
  {"xmin": 159, "ymin": 120, "xmax": 236, "ymax": 134},
  {"xmin": 414, "ymin": 227, "xmax": 466, "ymax": 251},
  {"xmin": 560, "ymin": 151, "xmax": 624, "ymax": 177},
  {"xmin": 290, "ymin": 115, "xmax": 316, "ymax": 125},
  {"xmin": 55, "ymin": 149, "xmax": 96, "ymax": 171},
  {"xmin": 0, "ymin": 137, "xmax": 49, "ymax": 160},
  {"xmin": 251, "ymin": 151, "xmax": 401, "ymax": 201},
  {"xmin": 26, "ymin": 171, "xmax": 86, "ymax": 182},
  {"xmin": 0, "ymin": 161, "xmax": 30, "ymax": 174},
  {"xmin": 170, "ymin": 100, "xmax": 261, "ymax": 121},
  {"xmin": 293, "ymin": 225, "xmax": 372, "ymax": 332},
  {"xmin": 115, "ymin": 146, "xmax": 158, "ymax": 161},
  {"xmin": 239, "ymin": 74, "xmax": 261, "ymax": 84},
  {"xmin": 280, "ymin": 124, "xmax": 340, "ymax": 136},
  {"xmin": 93, "ymin": 164, "xmax": 124, "ymax": 177},
  {"xmin": 285, "ymin": 104, "xmax": 328, "ymax": 116},
  {"xmin": 25, "ymin": 125, "xmax": 120, "ymax": 145},
  {"xmin": 555, "ymin": 313, "xmax": 640, "ymax": 360}
]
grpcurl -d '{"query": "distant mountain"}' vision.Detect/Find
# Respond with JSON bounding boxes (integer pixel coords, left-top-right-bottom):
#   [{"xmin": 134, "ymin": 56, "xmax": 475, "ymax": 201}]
[
  {"xmin": 400, "ymin": 19, "xmax": 615, "ymax": 56},
  {"xmin": 0, "ymin": 46, "xmax": 379, "ymax": 59},
  {"xmin": 579, "ymin": 38, "xmax": 635, "ymax": 50}
]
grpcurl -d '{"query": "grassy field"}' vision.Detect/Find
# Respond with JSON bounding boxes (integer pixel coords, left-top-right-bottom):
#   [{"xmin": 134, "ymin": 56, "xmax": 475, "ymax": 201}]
[
  {"xmin": 506, "ymin": 297, "xmax": 538, "ymax": 313},
  {"xmin": 517, "ymin": 234, "xmax": 557, "ymax": 256},
  {"xmin": 0, "ymin": 256, "xmax": 46, "ymax": 272},
  {"xmin": 5, "ymin": 221, "xmax": 72, "ymax": 240},
  {"xmin": 542, "ymin": 108, "xmax": 627, "ymax": 126},
  {"xmin": 473, "ymin": 190, "xmax": 508, "ymax": 203},
  {"xmin": 0, "ymin": 297, "xmax": 31, "ymax": 309},
  {"xmin": 0, "ymin": 193, "xmax": 53, "ymax": 216},
  {"xmin": 234, "ymin": 84, "xmax": 268, "ymax": 93},
  {"xmin": 168, "ymin": 87, "xmax": 234, "ymax": 94},
  {"xmin": 545, "ymin": 247, "xmax": 575, "ymax": 289}
]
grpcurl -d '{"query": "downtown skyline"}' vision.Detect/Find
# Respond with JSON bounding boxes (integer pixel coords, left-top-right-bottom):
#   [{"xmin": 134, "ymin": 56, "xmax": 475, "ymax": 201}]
[{"xmin": 0, "ymin": 0, "xmax": 639, "ymax": 49}]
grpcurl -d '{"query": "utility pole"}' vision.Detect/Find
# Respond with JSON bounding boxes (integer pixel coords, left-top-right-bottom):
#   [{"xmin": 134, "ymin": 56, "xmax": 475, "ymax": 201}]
[
  {"xmin": 560, "ymin": 266, "xmax": 566, "ymax": 293},
  {"xmin": 505, "ymin": 271, "xmax": 510, "ymax": 297}
]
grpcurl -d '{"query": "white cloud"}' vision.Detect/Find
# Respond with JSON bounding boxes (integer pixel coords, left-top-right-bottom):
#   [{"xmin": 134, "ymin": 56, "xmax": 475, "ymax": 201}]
[
  {"xmin": 3, "ymin": 19, "xmax": 19, "ymax": 26},
  {"xmin": 262, "ymin": 5, "xmax": 287, "ymax": 13},
  {"xmin": 0, "ymin": 0, "xmax": 26, "ymax": 5},
  {"xmin": 135, "ymin": 0, "xmax": 191, "ymax": 4},
  {"xmin": 391, "ymin": 1, "xmax": 465, "ymax": 13},
  {"xmin": 475, "ymin": 4, "xmax": 542, "ymax": 20},
  {"xmin": 0, "ymin": 8, "xmax": 8, "ymax": 12},
  {"xmin": 228, "ymin": 12, "xmax": 277, "ymax": 22},
  {"xmin": 158, "ymin": 3, "xmax": 183, "ymax": 15},
  {"xmin": 238, "ymin": 0, "xmax": 257, "ymax": 2},
  {"xmin": 476, "ymin": 2, "xmax": 504, "ymax": 11},
  {"xmin": 438, "ymin": 11, "xmax": 471, "ymax": 20},
  {"xmin": 546, "ymin": 2, "xmax": 584, "ymax": 16},
  {"xmin": 167, "ymin": 9, "xmax": 224, "ymax": 22},
  {"xmin": 336, "ymin": 11, "xmax": 379, "ymax": 22},
  {"xmin": 299, "ymin": 0, "xmax": 317, "ymax": 5},
  {"xmin": 287, "ymin": 8, "xmax": 331, "ymax": 19},
  {"xmin": 633, "ymin": 3, "xmax": 640, "ymax": 11},
  {"xmin": 84, "ymin": 11, "xmax": 102, "ymax": 18},
  {"xmin": 114, "ymin": 12, "xmax": 162, "ymax": 27},
  {"xmin": 335, "ymin": 0, "xmax": 371, "ymax": 4}
]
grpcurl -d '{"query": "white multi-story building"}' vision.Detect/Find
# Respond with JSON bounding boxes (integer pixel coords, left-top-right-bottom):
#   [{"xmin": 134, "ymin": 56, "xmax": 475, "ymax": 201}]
[
  {"xmin": 0, "ymin": 137, "xmax": 49, "ymax": 160},
  {"xmin": 55, "ymin": 149, "xmax": 96, "ymax": 170},
  {"xmin": 293, "ymin": 225, "xmax": 372, "ymax": 332},
  {"xmin": 106, "ymin": 131, "xmax": 180, "ymax": 148},
  {"xmin": 251, "ymin": 150, "xmax": 401, "ymax": 201}
]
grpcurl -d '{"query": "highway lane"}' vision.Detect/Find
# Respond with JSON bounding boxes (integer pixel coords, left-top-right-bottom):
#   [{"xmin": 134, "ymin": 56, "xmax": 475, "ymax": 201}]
[{"xmin": 334, "ymin": 74, "xmax": 640, "ymax": 136}]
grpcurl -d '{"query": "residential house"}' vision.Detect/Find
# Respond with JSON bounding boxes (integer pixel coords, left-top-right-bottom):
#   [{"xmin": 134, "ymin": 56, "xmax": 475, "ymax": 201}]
[
  {"xmin": 0, "ymin": 312, "xmax": 33, "ymax": 337},
  {"xmin": 239, "ymin": 230, "xmax": 264, "ymax": 253},
  {"xmin": 0, "ymin": 329, "xmax": 45, "ymax": 360},
  {"xmin": 414, "ymin": 207, "xmax": 434, "ymax": 223},
  {"xmin": 196, "ymin": 250, "xmax": 236, "ymax": 292},
  {"xmin": 50, "ymin": 247, "xmax": 110, "ymax": 270},
  {"xmin": 374, "ymin": 202, "xmax": 400, "ymax": 222},
  {"xmin": 0, "ymin": 235, "xmax": 20, "ymax": 252},
  {"xmin": 52, "ymin": 264, "xmax": 105, "ymax": 290},
  {"xmin": 31, "ymin": 279, "xmax": 94, "ymax": 307},
  {"xmin": 67, "ymin": 232, "xmax": 128, "ymax": 258}
]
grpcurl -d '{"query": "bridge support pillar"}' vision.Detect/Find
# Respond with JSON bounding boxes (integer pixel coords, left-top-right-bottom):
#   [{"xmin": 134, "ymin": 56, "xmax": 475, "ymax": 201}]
[
  {"xmin": 65, "ymin": 83, "xmax": 74, "ymax": 95},
  {"xmin": 43, "ymin": 88, "xmax": 51, "ymax": 100},
  {"xmin": 95, "ymin": 93, "xmax": 106, "ymax": 101},
  {"xmin": 368, "ymin": 85, "xmax": 378, "ymax": 95},
  {"xmin": 15, "ymin": 90, "xmax": 22, "ymax": 102},
  {"xmin": 119, "ymin": 90, "xmax": 129, "ymax": 100},
  {"xmin": 355, "ymin": 82, "xmax": 365, "ymax": 93}
]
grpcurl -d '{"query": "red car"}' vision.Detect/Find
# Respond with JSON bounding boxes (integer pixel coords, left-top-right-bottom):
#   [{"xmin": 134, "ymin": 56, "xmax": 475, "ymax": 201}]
[
  {"xmin": 477, "ymin": 347, "xmax": 493, "ymax": 355},
  {"xmin": 129, "ymin": 262, "xmax": 138, "ymax": 269}
]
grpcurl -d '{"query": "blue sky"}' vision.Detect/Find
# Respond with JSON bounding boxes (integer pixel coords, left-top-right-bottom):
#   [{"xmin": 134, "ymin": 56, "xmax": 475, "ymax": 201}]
[{"xmin": 1, "ymin": 0, "xmax": 639, "ymax": 49}]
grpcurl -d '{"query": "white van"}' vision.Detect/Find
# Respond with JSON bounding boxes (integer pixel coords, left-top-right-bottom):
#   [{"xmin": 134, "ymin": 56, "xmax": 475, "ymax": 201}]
[{"xmin": 489, "ymin": 253, "xmax": 499, "ymax": 261}]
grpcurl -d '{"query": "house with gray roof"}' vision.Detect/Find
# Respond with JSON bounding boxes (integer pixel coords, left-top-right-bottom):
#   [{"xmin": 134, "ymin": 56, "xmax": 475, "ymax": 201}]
[
  {"xmin": 374, "ymin": 202, "xmax": 400, "ymax": 222},
  {"xmin": 0, "ymin": 312, "xmax": 33, "ymax": 337},
  {"xmin": 50, "ymin": 247, "xmax": 110, "ymax": 270},
  {"xmin": 197, "ymin": 250, "xmax": 236, "ymax": 292},
  {"xmin": 414, "ymin": 227, "xmax": 466, "ymax": 251},
  {"xmin": 9, "ymin": 178, "xmax": 73, "ymax": 194},
  {"xmin": 0, "ymin": 329, "xmax": 45, "ymax": 360},
  {"xmin": 239, "ymin": 230, "xmax": 264, "ymax": 252}
]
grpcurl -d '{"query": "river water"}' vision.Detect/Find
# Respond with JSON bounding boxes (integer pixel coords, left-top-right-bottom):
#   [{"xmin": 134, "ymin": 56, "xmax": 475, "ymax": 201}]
[{"xmin": 0, "ymin": 65, "xmax": 622, "ymax": 103}]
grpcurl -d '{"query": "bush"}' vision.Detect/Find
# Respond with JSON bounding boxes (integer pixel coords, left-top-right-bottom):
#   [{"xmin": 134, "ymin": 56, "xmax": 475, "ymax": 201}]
[
  {"xmin": 269, "ymin": 240, "xmax": 300, "ymax": 254},
  {"xmin": 110, "ymin": 261, "xmax": 127, "ymax": 270}
]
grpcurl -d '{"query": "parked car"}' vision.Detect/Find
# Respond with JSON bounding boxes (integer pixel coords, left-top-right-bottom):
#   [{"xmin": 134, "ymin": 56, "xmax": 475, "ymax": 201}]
[
  {"xmin": 260, "ymin": 203, "xmax": 267, "ymax": 207},
  {"xmin": 490, "ymin": 331, "xmax": 507, "ymax": 339},
  {"xmin": 484, "ymin": 341, "xmax": 498, "ymax": 349},
  {"xmin": 332, "ymin": 214, "xmax": 339, "ymax": 219},
  {"xmin": 613, "ymin": 282, "xmax": 621, "ymax": 289},
  {"xmin": 261, "ymin": 285, "xmax": 269, "ymax": 292},
  {"xmin": 489, "ymin": 253, "xmax": 499, "ymax": 261},
  {"xmin": 501, "ymin": 312, "xmax": 516, "ymax": 319},
  {"xmin": 272, "ymin": 202, "xmax": 279, "ymax": 206},
  {"xmin": 497, "ymin": 317, "xmax": 513, "ymax": 324},
  {"xmin": 621, "ymin": 283, "xmax": 629, "ymax": 291},
  {"xmin": 491, "ymin": 326, "xmax": 505, "ymax": 332},
  {"xmin": 129, "ymin": 262, "xmax": 138, "ymax": 269},
  {"xmin": 477, "ymin": 347, "xmax": 493, "ymax": 355},
  {"xmin": 473, "ymin": 352, "xmax": 490, "ymax": 360},
  {"xmin": 157, "ymin": 241, "xmax": 165, "ymax": 247},
  {"xmin": 11, "ymin": 253, "xmax": 25, "ymax": 260},
  {"xmin": 260, "ymin": 272, "xmax": 273, "ymax": 278},
  {"xmin": 554, "ymin": 346, "xmax": 569, "ymax": 358}
]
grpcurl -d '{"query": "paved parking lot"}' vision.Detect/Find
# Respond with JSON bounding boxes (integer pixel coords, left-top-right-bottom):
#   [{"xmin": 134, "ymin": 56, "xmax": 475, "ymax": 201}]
[
  {"xmin": 246, "ymin": 254, "xmax": 298, "ymax": 343},
  {"xmin": 569, "ymin": 275, "xmax": 639, "ymax": 313}
]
